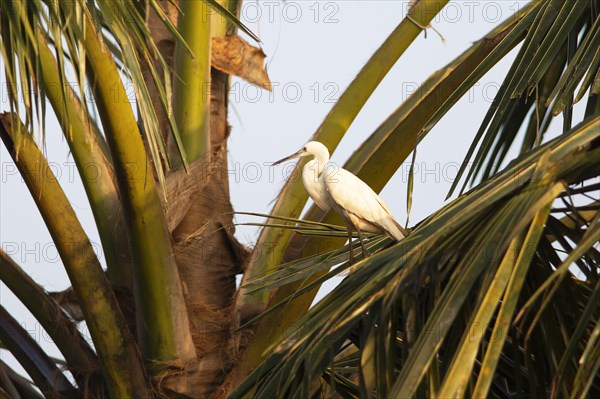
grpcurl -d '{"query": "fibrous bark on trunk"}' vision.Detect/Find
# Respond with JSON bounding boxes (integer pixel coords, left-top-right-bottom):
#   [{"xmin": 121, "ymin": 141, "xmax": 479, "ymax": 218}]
[{"xmin": 142, "ymin": 2, "xmax": 256, "ymax": 397}]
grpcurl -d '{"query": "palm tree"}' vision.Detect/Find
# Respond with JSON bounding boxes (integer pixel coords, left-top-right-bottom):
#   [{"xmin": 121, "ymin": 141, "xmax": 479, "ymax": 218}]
[{"xmin": 0, "ymin": 0, "xmax": 598, "ymax": 398}]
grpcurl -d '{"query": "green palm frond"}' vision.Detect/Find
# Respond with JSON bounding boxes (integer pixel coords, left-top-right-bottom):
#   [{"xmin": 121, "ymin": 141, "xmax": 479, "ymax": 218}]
[
  {"xmin": 0, "ymin": 114, "xmax": 149, "ymax": 397},
  {"xmin": 229, "ymin": 116, "xmax": 600, "ymax": 399},
  {"xmin": 0, "ymin": 0, "xmax": 184, "ymax": 176},
  {"xmin": 450, "ymin": 0, "xmax": 600, "ymax": 195}
]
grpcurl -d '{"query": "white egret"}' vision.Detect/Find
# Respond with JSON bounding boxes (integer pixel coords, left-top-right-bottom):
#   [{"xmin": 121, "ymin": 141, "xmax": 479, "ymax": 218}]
[{"xmin": 273, "ymin": 141, "xmax": 406, "ymax": 262}]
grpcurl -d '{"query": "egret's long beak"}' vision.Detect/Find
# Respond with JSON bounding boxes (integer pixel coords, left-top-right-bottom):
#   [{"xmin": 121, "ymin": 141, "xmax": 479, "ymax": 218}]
[{"xmin": 272, "ymin": 150, "xmax": 303, "ymax": 166}]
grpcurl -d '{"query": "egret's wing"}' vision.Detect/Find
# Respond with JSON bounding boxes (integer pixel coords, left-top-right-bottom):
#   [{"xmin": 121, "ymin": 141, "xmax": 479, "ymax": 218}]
[
  {"xmin": 306, "ymin": 182, "xmax": 332, "ymax": 212},
  {"xmin": 324, "ymin": 167, "xmax": 405, "ymax": 240}
]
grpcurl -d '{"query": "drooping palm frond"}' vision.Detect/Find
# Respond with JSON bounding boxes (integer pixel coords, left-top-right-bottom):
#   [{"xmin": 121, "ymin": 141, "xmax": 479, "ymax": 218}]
[
  {"xmin": 0, "ymin": 0, "xmax": 175, "ymax": 171},
  {"xmin": 0, "ymin": 0, "xmax": 253, "ymax": 171},
  {"xmin": 229, "ymin": 116, "xmax": 600, "ymax": 399},
  {"xmin": 1, "ymin": 0, "xmax": 200, "ymax": 368},
  {"xmin": 0, "ymin": 114, "xmax": 149, "ymax": 397},
  {"xmin": 450, "ymin": 0, "xmax": 600, "ymax": 195}
]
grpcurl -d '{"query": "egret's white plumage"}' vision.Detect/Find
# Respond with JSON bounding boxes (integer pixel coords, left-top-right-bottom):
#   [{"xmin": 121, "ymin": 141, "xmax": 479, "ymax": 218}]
[
  {"xmin": 299, "ymin": 142, "xmax": 331, "ymax": 212},
  {"xmin": 273, "ymin": 141, "xmax": 405, "ymax": 261}
]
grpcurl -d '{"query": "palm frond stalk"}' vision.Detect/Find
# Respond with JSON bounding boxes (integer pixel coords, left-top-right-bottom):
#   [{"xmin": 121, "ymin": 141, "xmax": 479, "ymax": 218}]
[{"xmin": 0, "ymin": 115, "xmax": 149, "ymax": 398}]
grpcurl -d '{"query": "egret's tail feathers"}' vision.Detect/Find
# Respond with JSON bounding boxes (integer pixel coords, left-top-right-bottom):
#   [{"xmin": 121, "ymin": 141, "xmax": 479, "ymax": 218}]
[{"xmin": 386, "ymin": 218, "xmax": 407, "ymax": 241}]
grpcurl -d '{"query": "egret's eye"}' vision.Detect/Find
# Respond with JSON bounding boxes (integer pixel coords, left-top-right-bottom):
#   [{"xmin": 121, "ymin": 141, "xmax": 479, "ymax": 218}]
[{"xmin": 302, "ymin": 147, "xmax": 307, "ymax": 152}]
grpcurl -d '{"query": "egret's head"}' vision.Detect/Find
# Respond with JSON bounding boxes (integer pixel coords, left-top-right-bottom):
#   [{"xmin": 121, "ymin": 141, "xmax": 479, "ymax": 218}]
[{"xmin": 272, "ymin": 141, "xmax": 329, "ymax": 165}]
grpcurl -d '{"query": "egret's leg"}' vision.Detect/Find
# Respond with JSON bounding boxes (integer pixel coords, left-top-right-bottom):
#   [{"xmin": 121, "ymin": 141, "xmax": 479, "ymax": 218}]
[
  {"xmin": 355, "ymin": 225, "xmax": 369, "ymax": 259},
  {"xmin": 346, "ymin": 226, "xmax": 355, "ymax": 263}
]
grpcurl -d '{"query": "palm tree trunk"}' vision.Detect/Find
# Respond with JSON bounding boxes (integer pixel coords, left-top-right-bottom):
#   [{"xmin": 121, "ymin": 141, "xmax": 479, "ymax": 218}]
[{"xmin": 143, "ymin": 2, "xmax": 248, "ymax": 396}]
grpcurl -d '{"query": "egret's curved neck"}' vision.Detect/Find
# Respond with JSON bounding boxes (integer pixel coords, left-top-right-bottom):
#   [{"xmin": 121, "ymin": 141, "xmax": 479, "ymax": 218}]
[
  {"xmin": 307, "ymin": 150, "xmax": 329, "ymax": 176},
  {"xmin": 304, "ymin": 159, "xmax": 324, "ymax": 179},
  {"xmin": 315, "ymin": 150, "xmax": 329, "ymax": 166}
]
